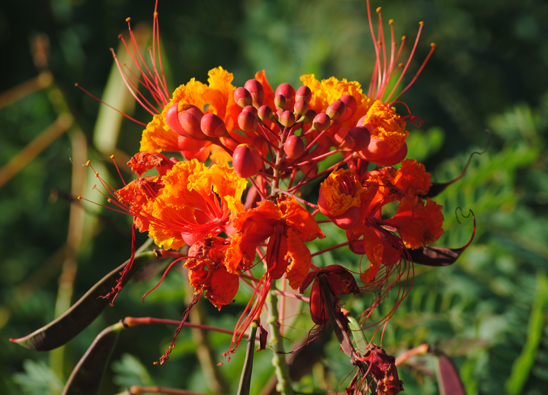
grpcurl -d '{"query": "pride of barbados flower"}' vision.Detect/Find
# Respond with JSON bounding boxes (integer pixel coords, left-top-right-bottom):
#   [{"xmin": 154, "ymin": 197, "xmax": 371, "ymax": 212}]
[{"xmin": 73, "ymin": 0, "xmax": 476, "ymax": 392}]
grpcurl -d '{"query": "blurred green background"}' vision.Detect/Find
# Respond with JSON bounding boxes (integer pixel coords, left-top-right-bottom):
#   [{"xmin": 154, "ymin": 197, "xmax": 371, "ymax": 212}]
[{"xmin": 1, "ymin": 0, "xmax": 547, "ymax": 394}]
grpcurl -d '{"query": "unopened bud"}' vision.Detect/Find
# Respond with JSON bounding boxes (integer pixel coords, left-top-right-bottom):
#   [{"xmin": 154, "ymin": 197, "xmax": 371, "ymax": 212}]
[
  {"xmin": 178, "ymin": 105, "xmax": 207, "ymax": 140},
  {"xmin": 312, "ymin": 112, "xmax": 331, "ymax": 131},
  {"xmin": 244, "ymin": 79, "xmax": 265, "ymax": 107},
  {"xmin": 275, "ymin": 83, "xmax": 296, "ymax": 111},
  {"xmin": 294, "ymin": 100, "xmax": 308, "ymax": 116},
  {"xmin": 339, "ymin": 126, "xmax": 371, "ymax": 151},
  {"xmin": 232, "ymin": 144, "xmax": 263, "ymax": 178},
  {"xmin": 280, "ymin": 110, "xmax": 296, "ymax": 128},
  {"xmin": 296, "ymin": 85, "xmax": 312, "ymax": 104},
  {"xmin": 275, "ymin": 93, "xmax": 286, "ymax": 110},
  {"xmin": 258, "ymin": 105, "xmax": 273, "ymax": 121},
  {"xmin": 302, "ymin": 109, "xmax": 317, "ymax": 123},
  {"xmin": 234, "ymin": 87, "xmax": 252, "ymax": 108},
  {"xmin": 339, "ymin": 94, "xmax": 357, "ymax": 122},
  {"xmin": 238, "ymin": 109, "xmax": 258, "ymax": 132},
  {"xmin": 326, "ymin": 99, "xmax": 346, "ymax": 121},
  {"xmin": 243, "ymin": 105, "xmax": 258, "ymax": 115},
  {"xmin": 284, "ymin": 135, "xmax": 305, "ymax": 158},
  {"xmin": 201, "ymin": 113, "xmax": 228, "ymax": 137}
]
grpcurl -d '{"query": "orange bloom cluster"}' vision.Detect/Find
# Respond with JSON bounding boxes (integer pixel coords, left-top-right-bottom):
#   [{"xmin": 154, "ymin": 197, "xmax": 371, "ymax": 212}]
[{"xmin": 82, "ymin": 1, "xmax": 474, "ymax": 383}]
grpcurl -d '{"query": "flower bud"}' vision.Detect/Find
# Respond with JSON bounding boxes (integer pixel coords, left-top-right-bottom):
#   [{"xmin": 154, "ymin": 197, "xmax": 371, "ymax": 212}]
[
  {"xmin": 312, "ymin": 112, "xmax": 331, "ymax": 131},
  {"xmin": 274, "ymin": 93, "xmax": 286, "ymax": 110},
  {"xmin": 244, "ymin": 79, "xmax": 265, "ymax": 107},
  {"xmin": 243, "ymin": 105, "xmax": 258, "ymax": 115},
  {"xmin": 275, "ymin": 83, "xmax": 296, "ymax": 110},
  {"xmin": 232, "ymin": 144, "xmax": 263, "ymax": 178},
  {"xmin": 201, "ymin": 113, "xmax": 228, "ymax": 137},
  {"xmin": 294, "ymin": 100, "xmax": 308, "ymax": 116},
  {"xmin": 339, "ymin": 126, "xmax": 371, "ymax": 151},
  {"xmin": 258, "ymin": 105, "xmax": 273, "ymax": 121},
  {"xmin": 302, "ymin": 109, "xmax": 317, "ymax": 123},
  {"xmin": 284, "ymin": 135, "xmax": 305, "ymax": 158},
  {"xmin": 279, "ymin": 110, "xmax": 296, "ymax": 128},
  {"xmin": 338, "ymin": 94, "xmax": 357, "ymax": 122},
  {"xmin": 366, "ymin": 143, "xmax": 408, "ymax": 166},
  {"xmin": 234, "ymin": 87, "xmax": 252, "ymax": 108},
  {"xmin": 238, "ymin": 109, "xmax": 258, "ymax": 132},
  {"xmin": 178, "ymin": 135, "xmax": 209, "ymax": 151},
  {"xmin": 179, "ymin": 105, "xmax": 207, "ymax": 140},
  {"xmin": 326, "ymin": 99, "xmax": 346, "ymax": 121},
  {"xmin": 296, "ymin": 85, "xmax": 312, "ymax": 104},
  {"xmin": 166, "ymin": 103, "xmax": 185, "ymax": 136}
]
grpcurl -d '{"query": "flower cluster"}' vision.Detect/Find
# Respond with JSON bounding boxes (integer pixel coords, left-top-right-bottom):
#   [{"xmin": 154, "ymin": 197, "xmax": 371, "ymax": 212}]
[{"xmin": 80, "ymin": 1, "xmax": 474, "ymax": 393}]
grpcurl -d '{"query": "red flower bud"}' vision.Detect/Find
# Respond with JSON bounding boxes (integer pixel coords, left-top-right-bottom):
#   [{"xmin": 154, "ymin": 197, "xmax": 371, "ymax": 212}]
[
  {"xmin": 302, "ymin": 109, "xmax": 317, "ymax": 123},
  {"xmin": 275, "ymin": 83, "xmax": 296, "ymax": 111},
  {"xmin": 274, "ymin": 93, "xmax": 286, "ymax": 110},
  {"xmin": 178, "ymin": 135, "xmax": 210, "ymax": 151},
  {"xmin": 258, "ymin": 105, "xmax": 273, "ymax": 121},
  {"xmin": 294, "ymin": 100, "xmax": 308, "ymax": 116},
  {"xmin": 296, "ymin": 85, "xmax": 312, "ymax": 104},
  {"xmin": 284, "ymin": 135, "xmax": 305, "ymax": 158},
  {"xmin": 366, "ymin": 143, "xmax": 408, "ymax": 166},
  {"xmin": 243, "ymin": 105, "xmax": 258, "ymax": 115},
  {"xmin": 280, "ymin": 110, "xmax": 296, "ymax": 128},
  {"xmin": 244, "ymin": 79, "xmax": 265, "ymax": 107},
  {"xmin": 200, "ymin": 113, "xmax": 228, "ymax": 137},
  {"xmin": 175, "ymin": 105, "xmax": 207, "ymax": 140},
  {"xmin": 339, "ymin": 126, "xmax": 371, "ymax": 151},
  {"xmin": 326, "ymin": 99, "xmax": 346, "ymax": 121},
  {"xmin": 234, "ymin": 87, "xmax": 252, "ymax": 108},
  {"xmin": 338, "ymin": 94, "xmax": 357, "ymax": 122},
  {"xmin": 232, "ymin": 144, "xmax": 263, "ymax": 178},
  {"xmin": 238, "ymin": 109, "xmax": 258, "ymax": 132},
  {"xmin": 312, "ymin": 112, "xmax": 331, "ymax": 131}
]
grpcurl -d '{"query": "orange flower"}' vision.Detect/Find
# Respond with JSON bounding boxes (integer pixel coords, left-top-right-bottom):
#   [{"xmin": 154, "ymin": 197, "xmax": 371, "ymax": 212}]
[
  {"xmin": 347, "ymin": 160, "xmax": 443, "ymax": 284},
  {"xmin": 140, "ymin": 67, "xmax": 241, "ymax": 161},
  {"xmin": 227, "ymin": 196, "xmax": 324, "ymax": 290},
  {"xmin": 117, "ymin": 157, "xmax": 247, "ymax": 250},
  {"xmin": 185, "ymin": 237, "xmax": 239, "ymax": 310}
]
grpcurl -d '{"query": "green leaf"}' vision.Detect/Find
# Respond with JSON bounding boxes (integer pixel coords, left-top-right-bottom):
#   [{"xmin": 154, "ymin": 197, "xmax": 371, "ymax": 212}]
[
  {"xmin": 505, "ymin": 273, "xmax": 548, "ymax": 395},
  {"xmin": 12, "ymin": 360, "xmax": 63, "ymax": 395},
  {"xmin": 62, "ymin": 322, "xmax": 125, "ymax": 395},
  {"xmin": 10, "ymin": 250, "xmax": 156, "ymax": 351}
]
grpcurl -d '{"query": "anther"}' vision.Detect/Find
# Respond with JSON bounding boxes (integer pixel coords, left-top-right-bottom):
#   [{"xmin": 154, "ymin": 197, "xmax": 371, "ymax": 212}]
[
  {"xmin": 126, "ymin": 17, "xmax": 131, "ymax": 22},
  {"xmin": 419, "ymin": 21, "xmax": 424, "ymax": 25},
  {"xmin": 95, "ymin": 172, "xmax": 100, "ymax": 177},
  {"xmin": 86, "ymin": 160, "xmax": 91, "ymax": 166},
  {"xmin": 389, "ymin": 19, "xmax": 394, "ymax": 25},
  {"xmin": 110, "ymin": 155, "xmax": 115, "ymax": 159},
  {"xmin": 376, "ymin": 7, "xmax": 381, "ymax": 13},
  {"xmin": 77, "ymin": 196, "xmax": 82, "ymax": 200}
]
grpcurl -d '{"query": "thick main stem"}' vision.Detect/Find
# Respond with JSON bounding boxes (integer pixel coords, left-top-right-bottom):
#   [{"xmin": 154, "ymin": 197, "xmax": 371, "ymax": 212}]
[{"xmin": 266, "ymin": 288, "xmax": 294, "ymax": 395}]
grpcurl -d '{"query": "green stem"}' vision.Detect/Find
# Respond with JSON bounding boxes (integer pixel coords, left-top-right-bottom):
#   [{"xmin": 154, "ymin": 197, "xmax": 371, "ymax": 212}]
[{"xmin": 266, "ymin": 288, "xmax": 294, "ymax": 395}]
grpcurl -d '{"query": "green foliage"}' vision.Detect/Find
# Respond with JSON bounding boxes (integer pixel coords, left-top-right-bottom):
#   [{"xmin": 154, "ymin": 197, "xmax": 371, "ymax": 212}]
[{"xmin": 2, "ymin": 0, "xmax": 548, "ymax": 394}]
